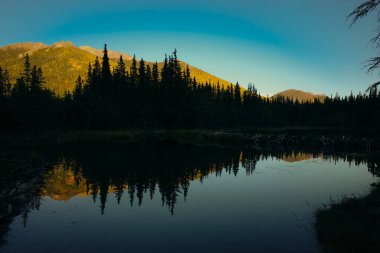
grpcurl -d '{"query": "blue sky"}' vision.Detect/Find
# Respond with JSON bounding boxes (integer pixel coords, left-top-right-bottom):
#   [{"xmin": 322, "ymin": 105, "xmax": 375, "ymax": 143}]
[{"xmin": 0, "ymin": 0, "xmax": 378, "ymax": 95}]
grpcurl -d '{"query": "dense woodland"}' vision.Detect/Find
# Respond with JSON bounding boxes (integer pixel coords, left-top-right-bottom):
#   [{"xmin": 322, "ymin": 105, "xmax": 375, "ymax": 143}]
[{"xmin": 0, "ymin": 45, "xmax": 379, "ymax": 131}]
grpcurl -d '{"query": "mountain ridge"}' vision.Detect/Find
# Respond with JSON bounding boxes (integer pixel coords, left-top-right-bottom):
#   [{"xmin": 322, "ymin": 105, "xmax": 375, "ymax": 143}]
[{"xmin": 0, "ymin": 42, "xmax": 233, "ymax": 95}]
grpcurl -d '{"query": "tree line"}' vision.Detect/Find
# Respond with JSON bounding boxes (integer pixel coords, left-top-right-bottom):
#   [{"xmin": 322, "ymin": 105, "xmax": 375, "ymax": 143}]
[{"xmin": 1, "ymin": 45, "xmax": 379, "ymax": 131}]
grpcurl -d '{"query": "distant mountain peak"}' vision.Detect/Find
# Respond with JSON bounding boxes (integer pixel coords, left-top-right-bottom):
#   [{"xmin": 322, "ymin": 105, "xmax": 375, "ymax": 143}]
[
  {"xmin": 0, "ymin": 42, "xmax": 48, "ymax": 50},
  {"xmin": 272, "ymin": 89, "xmax": 327, "ymax": 102},
  {"xmin": 51, "ymin": 41, "xmax": 75, "ymax": 48},
  {"xmin": 0, "ymin": 42, "xmax": 49, "ymax": 58}
]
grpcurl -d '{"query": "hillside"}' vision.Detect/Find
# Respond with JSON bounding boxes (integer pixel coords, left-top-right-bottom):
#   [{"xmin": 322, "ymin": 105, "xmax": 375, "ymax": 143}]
[
  {"xmin": 272, "ymin": 89, "xmax": 326, "ymax": 102},
  {"xmin": 0, "ymin": 41, "xmax": 233, "ymax": 95}
]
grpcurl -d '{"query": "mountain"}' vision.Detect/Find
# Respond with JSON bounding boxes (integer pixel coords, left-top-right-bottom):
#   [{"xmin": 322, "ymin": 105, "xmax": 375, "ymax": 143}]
[
  {"xmin": 272, "ymin": 89, "xmax": 327, "ymax": 102},
  {"xmin": 0, "ymin": 41, "xmax": 232, "ymax": 95}
]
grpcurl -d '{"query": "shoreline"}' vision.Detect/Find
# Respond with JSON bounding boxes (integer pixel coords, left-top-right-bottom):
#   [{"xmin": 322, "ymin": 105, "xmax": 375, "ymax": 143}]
[{"xmin": 0, "ymin": 128, "xmax": 379, "ymax": 151}]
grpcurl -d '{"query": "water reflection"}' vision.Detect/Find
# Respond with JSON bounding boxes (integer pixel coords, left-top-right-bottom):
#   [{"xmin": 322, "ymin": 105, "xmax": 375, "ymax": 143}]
[
  {"xmin": 39, "ymin": 148, "xmax": 326, "ymax": 214},
  {"xmin": 0, "ymin": 145, "xmax": 379, "ymax": 252},
  {"xmin": 42, "ymin": 147, "xmax": 254, "ymax": 214}
]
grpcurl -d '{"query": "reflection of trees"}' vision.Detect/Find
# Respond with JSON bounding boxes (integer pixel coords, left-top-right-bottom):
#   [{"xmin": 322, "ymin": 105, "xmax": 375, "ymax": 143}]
[
  {"xmin": 1, "ymin": 145, "xmax": 379, "ymax": 251},
  {"xmin": 38, "ymin": 146, "xmax": 380, "ymax": 215},
  {"xmin": 323, "ymin": 152, "xmax": 380, "ymax": 177},
  {"xmin": 4, "ymin": 146, "xmax": 380, "ymax": 250},
  {"xmin": 2, "ymin": 145, "xmax": 380, "ymax": 241},
  {"xmin": 52, "ymin": 146, "xmax": 253, "ymax": 214}
]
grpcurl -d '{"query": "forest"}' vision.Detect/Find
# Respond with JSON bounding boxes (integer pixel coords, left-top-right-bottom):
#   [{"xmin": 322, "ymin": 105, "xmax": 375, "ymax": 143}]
[{"xmin": 0, "ymin": 45, "xmax": 379, "ymax": 131}]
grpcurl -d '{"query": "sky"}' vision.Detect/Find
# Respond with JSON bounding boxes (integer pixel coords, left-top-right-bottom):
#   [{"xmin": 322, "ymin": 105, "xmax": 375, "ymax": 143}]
[{"xmin": 0, "ymin": 0, "xmax": 379, "ymax": 96}]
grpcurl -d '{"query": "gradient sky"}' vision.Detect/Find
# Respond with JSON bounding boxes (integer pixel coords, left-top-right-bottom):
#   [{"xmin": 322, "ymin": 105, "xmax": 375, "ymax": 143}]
[{"xmin": 0, "ymin": 0, "xmax": 379, "ymax": 95}]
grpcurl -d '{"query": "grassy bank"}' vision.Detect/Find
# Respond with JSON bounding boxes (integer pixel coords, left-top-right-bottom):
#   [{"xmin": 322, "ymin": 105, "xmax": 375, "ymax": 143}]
[{"xmin": 315, "ymin": 183, "xmax": 380, "ymax": 253}]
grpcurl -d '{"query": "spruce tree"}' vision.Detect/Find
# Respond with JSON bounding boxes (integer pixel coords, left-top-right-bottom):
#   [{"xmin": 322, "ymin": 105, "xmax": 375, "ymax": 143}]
[
  {"xmin": 30, "ymin": 65, "xmax": 44, "ymax": 93},
  {"xmin": 93, "ymin": 57, "xmax": 101, "ymax": 78},
  {"xmin": 161, "ymin": 55, "xmax": 169, "ymax": 87},
  {"xmin": 146, "ymin": 65, "xmax": 152, "ymax": 87},
  {"xmin": 192, "ymin": 77, "xmax": 197, "ymax": 92},
  {"xmin": 74, "ymin": 76, "xmax": 83, "ymax": 100},
  {"xmin": 101, "ymin": 44, "xmax": 112, "ymax": 83},
  {"xmin": 85, "ymin": 63, "xmax": 92, "ymax": 91},
  {"xmin": 234, "ymin": 82, "xmax": 242, "ymax": 108},
  {"xmin": 92, "ymin": 57, "xmax": 101, "ymax": 92},
  {"xmin": 172, "ymin": 49, "xmax": 181, "ymax": 77},
  {"xmin": 22, "ymin": 54, "xmax": 32, "ymax": 88},
  {"xmin": 138, "ymin": 58, "xmax": 146, "ymax": 88},
  {"xmin": 130, "ymin": 54, "xmax": 138, "ymax": 87},
  {"xmin": 115, "ymin": 55, "xmax": 126, "ymax": 83},
  {"xmin": 185, "ymin": 65, "xmax": 191, "ymax": 86},
  {"xmin": 152, "ymin": 62, "xmax": 159, "ymax": 86}
]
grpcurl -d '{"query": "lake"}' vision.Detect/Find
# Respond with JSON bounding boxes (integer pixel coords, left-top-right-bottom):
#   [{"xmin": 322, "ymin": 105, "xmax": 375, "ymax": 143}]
[{"xmin": 0, "ymin": 145, "xmax": 378, "ymax": 253}]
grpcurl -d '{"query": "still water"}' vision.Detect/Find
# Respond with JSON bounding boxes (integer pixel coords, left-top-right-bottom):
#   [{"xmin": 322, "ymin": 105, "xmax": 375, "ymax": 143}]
[{"xmin": 0, "ymin": 146, "xmax": 379, "ymax": 253}]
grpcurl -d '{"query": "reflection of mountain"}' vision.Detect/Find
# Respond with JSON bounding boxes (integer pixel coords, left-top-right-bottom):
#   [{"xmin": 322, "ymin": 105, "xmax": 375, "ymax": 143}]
[
  {"xmin": 280, "ymin": 152, "xmax": 321, "ymax": 163},
  {"xmin": 41, "ymin": 163, "xmax": 128, "ymax": 201},
  {"xmin": 41, "ymin": 163, "xmax": 88, "ymax": 201}
]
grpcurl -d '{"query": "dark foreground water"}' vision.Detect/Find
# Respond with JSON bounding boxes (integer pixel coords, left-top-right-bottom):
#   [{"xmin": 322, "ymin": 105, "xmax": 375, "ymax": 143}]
[{"xmin": 0, "ymin": 146, "xmax": 379, "ymax": 253}]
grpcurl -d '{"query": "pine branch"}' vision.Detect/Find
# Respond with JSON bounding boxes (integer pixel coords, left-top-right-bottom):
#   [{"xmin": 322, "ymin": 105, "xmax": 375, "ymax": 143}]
[{"xmin": 349, "ymin": 0, "xmax": 380, "ymax": 25}]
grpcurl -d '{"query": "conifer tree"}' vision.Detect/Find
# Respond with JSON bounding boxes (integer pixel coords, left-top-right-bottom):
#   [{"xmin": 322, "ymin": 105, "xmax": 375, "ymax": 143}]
[
  {"xmin": 172, "ymin": 49, "xmax": 181, "ymax": 77},
  {"xmin": 93, "ymin": 57, "xmax": 101, "ymax": 79},
  {"xmin": 234, "ymin": 82, "xmax": 242, "ymax": 108},
  {"xmin": 92, "ymin": 57, "xmax": 101, "ymax": 92},
  {"xmin": 161, "ymin": 54, "xmax": 169, "ymax": 87},
  {"xmin": 85, "ymin": 63, "xmax": 92, "ymax": 91},
  {"xmin": 115, "ymin": 55, "xmax": 126, "ymax": 85},
  {"xmin": 184, "ymin": 65, "xmax": 191, "ymax": 86},
  {"xmin": 146, "ymin": 65, "xmax": 152, "ymax": 87},
  {"xmin": 130, "ymin": 54, "xmax": 138, "ymax": 87},
  {"xmin": 22, "ymin": 54, "xmax": 32, "ymax": 88},
  {"xmin": 30, "ymin": 66, "xmax": 44, "ymax": 93},
  {"xmin": 152, "ymin": 62, "xmax": 159, "ymax": 86},
  {"xmin": 138, "ymin": 58, "xmax": 146, "ymax": 88},
  {"xmin": 192, "ymin": 77, "xmax": 197, "ymax": 92},
  {"xmin": 101, "ymin": 44, "xmax": 112, "ymax": 83},
  {"xmin": 73, "ymin": 76, "xmax": 83, "ymax": 100}
]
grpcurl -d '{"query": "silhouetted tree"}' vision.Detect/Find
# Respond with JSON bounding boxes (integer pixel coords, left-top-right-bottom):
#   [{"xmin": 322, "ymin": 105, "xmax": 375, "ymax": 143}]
[
  {"xmin": 350, "ymin": 0, "xmax": 380, "ymax": 91},
  {"xmin": 101, "ymin": 44, "xmax": 112, "ymax": 84}
]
